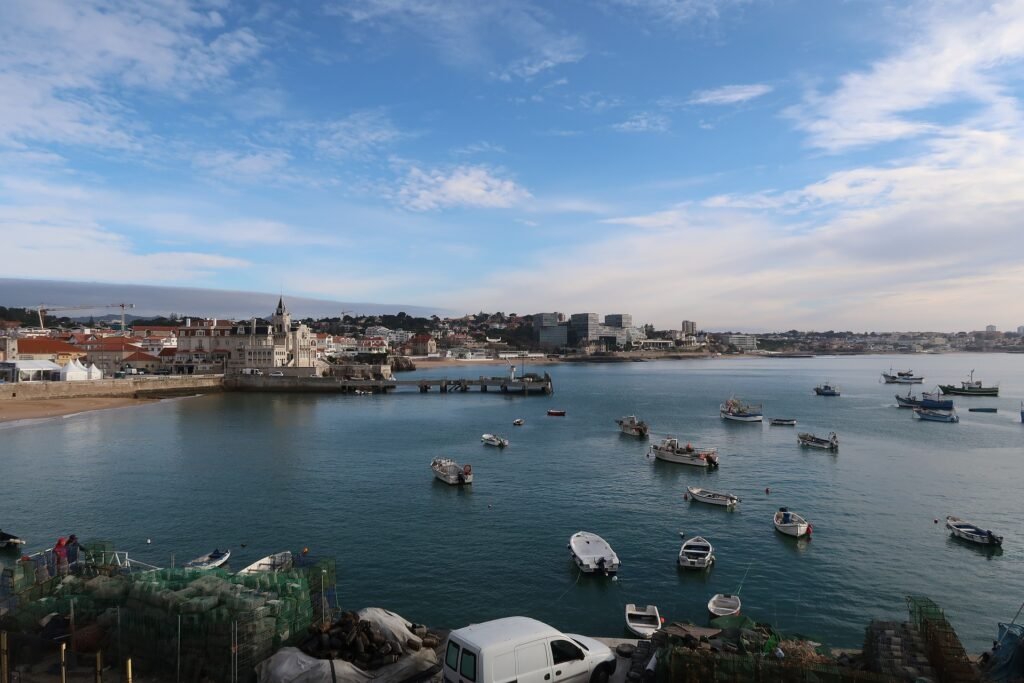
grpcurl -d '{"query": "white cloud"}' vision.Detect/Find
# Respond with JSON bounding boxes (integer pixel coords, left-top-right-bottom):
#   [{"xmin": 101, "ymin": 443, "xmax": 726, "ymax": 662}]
[
  {"xmin": 193, "ymin": 149, "xmax": 292, "ymax": 179},
  {"xmin": 397, "ymin": 165, "xmax": 531, "ymax": 211},
  {"xmin": 688, "ymin": 83, "xmax": 773, "ymax": 105},
  {"xmin": 788, "ymin": 1, "xmax": 1024, "ymax": 151},
  {"xmin": 606, "ymin": 0, "xmax": 751, "ymax": 25},
  {"xmin": 494, "ymin": 35, "xmax": 585, "ymax": 81},
  {"xmin": 453, "ymin": 141, "xmax": 507, "ymax": 156},
  {"xmin": 612, "ymin": 113, "xmax": 670, "ymax": 133},
  {"xmin": 302, "ymin": 110, "xmax": 405, "ymax": 159}
]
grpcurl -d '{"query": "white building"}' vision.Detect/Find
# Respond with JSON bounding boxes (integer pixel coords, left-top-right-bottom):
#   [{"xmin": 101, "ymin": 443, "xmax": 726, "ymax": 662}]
[{"xmin": 723, "ymin": 334, "xmax": 759, "ymax": 352}]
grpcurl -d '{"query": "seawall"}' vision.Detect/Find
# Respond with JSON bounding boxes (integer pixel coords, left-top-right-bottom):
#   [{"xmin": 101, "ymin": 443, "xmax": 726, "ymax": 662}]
[{"xmin": 0, "ymin": 375, "xmax": 224, "ymax": 401}]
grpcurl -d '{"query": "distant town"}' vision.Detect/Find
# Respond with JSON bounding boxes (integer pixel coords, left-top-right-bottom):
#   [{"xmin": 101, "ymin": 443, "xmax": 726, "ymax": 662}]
[{"xmin": 1, "ymin": 299, "xmax": 1022, "ymax": 383}]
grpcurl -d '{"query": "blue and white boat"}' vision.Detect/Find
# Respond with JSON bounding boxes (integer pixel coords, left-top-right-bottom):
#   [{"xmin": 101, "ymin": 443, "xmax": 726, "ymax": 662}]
[
  {"xmin": 720, "ymin": 397, "xmax": 763, "ymax": 422},
  {"xmin": 185, "ymin": 548, "xmax": 231, "ymax": 570},
  {"xmin": 814, "ymin": 382, "xmax": 840, "ymax": 396},
  {"xmin": 945, "ymin": 516, "xmax": 1002, "ymax": 546},
  {"xmin": 914, "ymin": 408, "xmax": 959, "ymax": 423}
]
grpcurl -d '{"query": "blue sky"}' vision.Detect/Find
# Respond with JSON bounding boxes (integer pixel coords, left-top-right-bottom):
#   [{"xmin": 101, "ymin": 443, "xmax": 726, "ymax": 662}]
[{"xmin": 2, "ymin": 0, "xmax": 1024, "ymax": 330}]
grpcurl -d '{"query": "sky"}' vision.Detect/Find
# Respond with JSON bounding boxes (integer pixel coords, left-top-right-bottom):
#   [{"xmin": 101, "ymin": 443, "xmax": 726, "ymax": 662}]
[{"xmin": 1, "ymin": 0, "xmax": 1023, "ymax": 331}]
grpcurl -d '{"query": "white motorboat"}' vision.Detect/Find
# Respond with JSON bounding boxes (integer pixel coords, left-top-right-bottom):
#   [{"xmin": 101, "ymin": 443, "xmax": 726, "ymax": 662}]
[
  {"xmin": 568, "ymin": 531, "xmax": 620, "ymax": 575},
  {"xmin": 707, "ymin": 594, "xmax": 741, "ymax": 618},
  {"xmin": 185, "ymin": 548, "xmax": 231, "ymax": 570},
  {"xmin": 720, "ymin": 397, "xmax": 763, "ymax": 422},
  {"xmin": 481, "ymin": 433, "xmax": 509, "ymax": 448},
  {"xmin": 0, "ymin": 529, "xmax": 26, "ymax": 549},
  {"xmin": 945, "ymin": 516, "xmax": 1003, "ymax": 546},
  {"xmin": 774, "ymin": 508, "xmax": 811, "ymax": 538},
  {"xmin": 882, "ymin": 369, "xmax": 924, "ymax": 384},
  {"xmin": 797, "ymin": 432, "xmax": 839, "ymax": 450},
  {"xmin": 432, "ymin": 458, "xmax": 473, "ymax": 485},
  {"xmin": 650, "ymin": 438, "xmax": 719, "ymax": 467},
  {"xmin": 770, "ymin": 418, "xmax": 797, "ymax": 426},
  {"xmin": 624, "ymin": 603, "xmax": 662, "ymax": 638},
  {"xmin": 237, "ymin": 551, "xmax": 293, "ymax": 574},
  {"xmin": 686, "ymin": 486, "xmax": 739, "ymax": 507},
  {"xmin": 914, "ymin": 408, "xmax": 959, "ymax": 423},
  {"xmin": 678, "ymin": 534, "xmax": 715, "ymax": 569},
  {"xmin": 513, "ymin": 418, "xmax": 524, "ymax": 426},
  {"xmin": 616, "ymin": 415, "xmax": 650, "ymax": 438}
]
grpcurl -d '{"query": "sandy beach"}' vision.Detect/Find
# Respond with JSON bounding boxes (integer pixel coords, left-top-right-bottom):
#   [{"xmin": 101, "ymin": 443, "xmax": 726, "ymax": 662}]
[{"xmin": 0, "ymin": 397, "xmax": 151, "ymax": 424}]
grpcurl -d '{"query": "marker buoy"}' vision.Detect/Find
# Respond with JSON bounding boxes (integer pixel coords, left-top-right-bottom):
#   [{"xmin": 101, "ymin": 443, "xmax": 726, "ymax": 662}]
[
  {"xmin": 146, "ymin": 538, "xmax": 151, "ymax": 544},
  {"xmin": 765, "ymin": 487, "xmax": 770, "ymax": 495},
  {"xmin": 934, "ymin": 519, "xmax": 938, "ymax": 524}
]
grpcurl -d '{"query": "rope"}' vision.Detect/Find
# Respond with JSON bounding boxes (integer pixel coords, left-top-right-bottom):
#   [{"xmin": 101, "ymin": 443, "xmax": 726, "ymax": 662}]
[
  {"xmin": 555, "ymin": 567, "xmax": 583, "ymax": 603},
  {"xmin": 735, "ymin": 561, "xmax": 755, "ymax": 595},
  {"xmin": 1011, "ymin": 600, "xmax": 1024, "ymax": 626}
]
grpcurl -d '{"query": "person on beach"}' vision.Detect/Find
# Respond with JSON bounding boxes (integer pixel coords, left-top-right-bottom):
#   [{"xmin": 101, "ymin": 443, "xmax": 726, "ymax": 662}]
[{"xmin": 53, "ymin": 537, "xmax": 69, "ymax": 576}]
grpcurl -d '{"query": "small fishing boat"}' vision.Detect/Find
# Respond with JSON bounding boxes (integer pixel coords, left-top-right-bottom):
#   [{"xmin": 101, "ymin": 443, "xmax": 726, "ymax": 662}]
[
  {"xmin": 238, "ymin": 551, "xmax": 293, "ymax": 574},
  {"xmin": 720, "ymin": 397, "xmax": 763, "ymax": 422},
  {"xmin": 882, "ymin": 369, "xmax": 924, "ymax": 384},
  {"xmin": 616, "ymin": 415, "xmax": 650, "ymax": 438},
  {"xmin": 513, "ymin": 418, "xmax": 524, "ymax": 426},
  {"xmin": 707, "ymin": 594, "xmax": 741, "ymax": 618},
  {"xmin": 896, "ymin": 390, "xmax": 953, "ymax": 410},
  {"xmin": 914, "ymin": 408, "xmax": 959, "ymax": 423},
  {"xmin": 547, "ymin": 409, "xmax": 566, "ymax": 417},
  {"xmin": 814, "ymin": 382, "xmax": 840, "ymax": 396},
  {"xmin": 686, "ymin": 486, "xmax": 739, "ymax": 507},
  {"xmin": 770, "ymin": 418, "xmax": 797, "ymax": 426},
  {"xmin": 774, "ymin": 508, "xmax": 811, "ymax": 538},
  {"xmin": 431, "ymin": 458, "xmax": 473, "ymax": 485},
  {"xmin": 945, "ymin": 516, "xmax": 1002, "ymax": 546},
  {"xmin": 797, "ymin": 432, "xmax": 838, "ymax": 451},
  {"xmin": 678, "ymin": 534, "xmax": 715, "ymax": 569},
  {"xmin": 481, "ymin": 433, "xmax": 509, "ymax": 448},
  {"xmin": 968, "ymin": 407, "xmax": 997, "ymax": 413},
  {"xmin": 650, "ymin": 438, "xmax": 719, "ymax": 467},
  {"xmin": 624, "ymin": 604, "xmax": 662, "ymax": 638},
  {"xmin": 938, "ymin": 370, "xmax": 998, "ymax": 396},
  {"xmin": 568, "ymin": 531, "xmax": 620, "ymax": 575},
  {"xmin": 0, "ymin": 529, "xmax": 26, "ymax": 549},
  {"xmin": 185, "ymin": 548, "xmax": 231, "ymax": 570}
]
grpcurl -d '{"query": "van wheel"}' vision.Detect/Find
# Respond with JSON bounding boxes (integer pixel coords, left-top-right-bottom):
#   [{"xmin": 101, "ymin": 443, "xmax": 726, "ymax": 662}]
[{"xmin": 591, "ymin": 666, "xmax": 610, "ymax": 683}]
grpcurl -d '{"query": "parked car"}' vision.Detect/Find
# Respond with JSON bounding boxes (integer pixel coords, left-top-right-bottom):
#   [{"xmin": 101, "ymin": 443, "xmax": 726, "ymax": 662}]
[
  {"xmin": 269, "ymin": 371, "xmax": 284, "ymax": 377},
  {"xmin": 154, "ymin": 369, "xmax": 171, "ymax": 375},
  {"xmin": 443, "ymin": 617, "xmax": 616, "ymax": 683}
]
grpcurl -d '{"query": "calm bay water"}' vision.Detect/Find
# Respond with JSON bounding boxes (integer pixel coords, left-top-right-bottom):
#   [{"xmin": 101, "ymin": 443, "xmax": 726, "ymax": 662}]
[{"xmin": 2, "ymin": 354, "xmax": 1022, "ymax": 650}]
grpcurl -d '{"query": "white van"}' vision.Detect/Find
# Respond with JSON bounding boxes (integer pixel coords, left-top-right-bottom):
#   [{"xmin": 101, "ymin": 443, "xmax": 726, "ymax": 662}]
[
  {"xmin": 240, "ymin": 368, "xmax": 264, "ymax": 375},
  {"xmin": 443, "ymin": 617, "xmax": 616, "ymax": 683}
]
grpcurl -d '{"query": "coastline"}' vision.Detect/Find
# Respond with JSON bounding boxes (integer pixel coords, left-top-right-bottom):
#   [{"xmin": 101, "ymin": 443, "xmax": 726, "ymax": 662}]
[{"xmin": 0, "ymin": 397, "xmax": 154, "ymax": 425}]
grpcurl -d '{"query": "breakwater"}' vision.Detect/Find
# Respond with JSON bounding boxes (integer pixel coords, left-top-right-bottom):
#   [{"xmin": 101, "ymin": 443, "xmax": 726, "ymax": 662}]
[
  {"xmin": 223, "ymin": 372, "xmax": 553, "ymax": 395},
  {"xmin": 0, "ymin": 375, "xmax": 223, "ymax": 401}
]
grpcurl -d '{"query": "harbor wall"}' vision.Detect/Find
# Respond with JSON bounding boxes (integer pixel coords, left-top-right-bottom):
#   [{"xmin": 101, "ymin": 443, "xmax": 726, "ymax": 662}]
[{"xmin": 0, "ymin": 375, "xmax": 224, "ymax": 401}]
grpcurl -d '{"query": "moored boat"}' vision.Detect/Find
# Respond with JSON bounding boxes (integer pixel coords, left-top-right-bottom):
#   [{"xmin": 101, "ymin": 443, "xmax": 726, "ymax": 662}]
[
  {"xmin": 678, "ymin": 534, "xmax": 715, "ymax": 569},
  {"xmin": 938, "ymin": 370, "xmax": 998, "ymax": 396},
  {"xmin": 707, "ymin": 594, "xmax": 741, "ymax": 618},
  {"xmin": 897, "ymin": 390, "xmax": 952, "ymax": 410},
  {"xmin": 770, "ymin": 418, "xmax": 797, "ymax": 426},
  {"xmin": 967, "ymin": 407, "xmax": 997, "ymax": 413},
  {"xmin": 686, "ymin": 486, "xmax": 739, "ymax": 507},
  {"xmin": 238, "ymin": 551, "xmax": 293, "ymax": 574},
  {"xmin": 774, "ymin": 508, "xmax": 811, "ymax": 538},
  {"xmin": 720, "ymin": 397, "xmax": 763, "ymax": 422},
  {"xmin": 650, "ymin": 438, "xmax": 719, "ymax": 467},
  {"xmin": 797, "ymin": 432, "xmax": 838, "ymax": 450},
  {"xmin": 185, "ymin": 548, "xmax": 231, "ymax": 570},
  {"xmin": 914, "ymin": 408, "xmax": 959, "ymax": 423},
  {"xmin": 616, "ymin": 415, "xmax": 650, "ymax": 438},
  {"xmin": 624, "ymin": 604, "xmax": 662, "ymax": 638},
  {"xmin": 547, "ymin": 409, "xmax": 566, "ymax": 417},
  {"xmin": 513, "ymin": 418, "xmax": 524, "ymax": 426},
  {"xmin": 568, "ymin": 531, "xmax": 620, "ymax": 575},
  {"xmin": 431, "ymin": 457, "xmax": 473, "ymax": 485},
  {"xmin": 481, "ymin": 433, "xmax": 509, "ymax": 448},
  {"xmin": 813, "ymin": 382, "xmax": 840, "ymax": 396},
  {"xmin": 0, "ymin": 529, "xmax": 27, "ymax": 549},
  {"xmin": 882, "ymin": 369, "xmax": 924, "ymax": 384},
  {"xmin": 945, "ymin": 516, "xmax": 1002, "ymax": 546}
]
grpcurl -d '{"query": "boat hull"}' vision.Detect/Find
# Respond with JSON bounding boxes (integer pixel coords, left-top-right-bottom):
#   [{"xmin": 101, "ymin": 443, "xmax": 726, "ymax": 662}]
[
  {"xmin": 568, "ymin": 532, "xmax": 620, "ymax": 575},
  {"xmin": 914, "ymin": 409, "xmax": 959, "ymax": 423},
  {"xmin": 625, "ymin": 604, "xmax": 661, "ymax": 638},
  {"xmin": 652, "ymin": 447, "xmax": 718, "ymax": 467},
  {"xmin": 938, "ymin": 385, "xmax": 998, "ymax": 396},
  {"xmin": 774, "ymin": 510, "xmax": 811, "ymax": 538},
  {"xmin": 946, "ymin": 517, "xmax": 1002, "ymax": 546},
  {"xmin": 687, "ymin": 487, "xmax": 738, "ymax": 507},
  {"xmin": 707, "ymin": 594, "xmax": 741, "ymax": 618},
  {"xmin": 770, "ymin": 419, "xmax": 797, "ymax": 426},
  {"xmin": 720, "ymin": 411, "xmax": 762, "ymax": 422},
  {"xmin": 432, "ymin": 459, "xmax": 473, "ymax": 485}
]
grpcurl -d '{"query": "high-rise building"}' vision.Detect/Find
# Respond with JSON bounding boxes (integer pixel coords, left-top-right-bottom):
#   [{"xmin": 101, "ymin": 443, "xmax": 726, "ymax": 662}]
[
  {"xmin": 681, "ymin": 320, "xmax": 697, "ymax": 335},
  {"xmin": 533, "ymin": 312, "xmax": 563, "ymax": 331},
  {"xmin": 985, "ymin": 324, "xmax": 997, "ymax": 333},
  {"xmin": 604, "ymin": 314, "xmax": 632, "ymax": 329},
  {"xmin": 1018, "ymin": 325, "xmax": 1024, "ymax": 335},
  {"xmin": 538, "ymin": 325, "xmax": 568, "ymax": 349}
]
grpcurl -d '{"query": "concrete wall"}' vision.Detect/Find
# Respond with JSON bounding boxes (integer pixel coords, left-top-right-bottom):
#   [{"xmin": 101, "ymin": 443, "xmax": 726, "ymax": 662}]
[{"xmin": 0, "ymin": 375, "xmax": 223, "ymax": 400}]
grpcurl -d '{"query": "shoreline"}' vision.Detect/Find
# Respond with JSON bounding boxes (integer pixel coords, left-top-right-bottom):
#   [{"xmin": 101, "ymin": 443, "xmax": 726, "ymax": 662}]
[{"xmin": 0, "ymin": 397, "xmax": 155, "ymax": 426}]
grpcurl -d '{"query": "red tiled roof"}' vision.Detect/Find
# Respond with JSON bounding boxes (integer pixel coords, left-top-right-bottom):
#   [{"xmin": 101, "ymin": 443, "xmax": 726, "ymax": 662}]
[
  {"xmin": 16, "ymin": 338, "xmax": 84, "ymax": 354},
  {"xmin": 124, "ymin": 352, "xmax": 160, "ymax": 362},
  {"xmin": 158, "ymin": 347, "xmax": 178, "ymax": 357}
]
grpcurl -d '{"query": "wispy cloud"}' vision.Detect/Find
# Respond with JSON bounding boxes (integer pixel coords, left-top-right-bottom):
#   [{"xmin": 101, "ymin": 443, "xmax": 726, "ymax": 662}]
[
  {"xmin": 493, "ymin": 34, "xmax": 585, "ymax": 81},
  {"xmin": 688, "ymin": 83, "xmax": 773, "ymax": 105},
  {"xmin": 397, "ymin": 164, "xmax": 531, "ymax": 211},
  {"xmin": 605, "ymin": 0, "xmax": 751, "ymax": 26},
  {"xmin": 193, "ymin": 149, "xmax": 293, "ymax": 180},
  {"xmin": 453, "ymin": 141, "xmax": 507, "ymax": 156},
  {"xmin": 304, "ymin": 110, "xmax": 406, "ymax": 159},
  {"xmin": 612, "ymin": 113, "xmax": 670, "ymax": 133}
]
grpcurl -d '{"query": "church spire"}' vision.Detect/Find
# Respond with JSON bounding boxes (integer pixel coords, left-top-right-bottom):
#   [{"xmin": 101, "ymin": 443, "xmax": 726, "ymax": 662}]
[{"xmin": 276, "ymin": 296, "xmax": 285, "ymax": 315}]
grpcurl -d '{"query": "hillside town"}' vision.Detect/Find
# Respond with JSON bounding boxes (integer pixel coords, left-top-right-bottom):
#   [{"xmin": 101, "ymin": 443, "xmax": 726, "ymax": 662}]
[{"xmin": 0, "ymin": 299, "xmax": 1022, "ymax": 384}]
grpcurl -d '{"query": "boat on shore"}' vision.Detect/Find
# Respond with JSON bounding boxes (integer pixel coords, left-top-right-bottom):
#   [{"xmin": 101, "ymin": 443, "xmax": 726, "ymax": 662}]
[
  {"xmin": 481, "ymin": 433, "xmax": 509, "ymax": 448},
  {"xmin": 720, "ymin": 397, "xmax": 763, "ymax": 422},
  {"xmin": 707, "ymin": 594, "xmax": 741, "ymax": 618},
  {"xmin": 238, "ymin": 551, "xmax": 293, "ymax": 574},
  {"xmin": 774, "ymin": 508, "xmax": 811, "ymax": 538},
  {"xmin": 945, "ymin": 516, "xmax": 1002, "ymax": 546},
  {"xmin": 650, "ymin": 438, "xmax": 719, "ymax": 467},
  {"xmin": 798, "ymin": 432, "xmax": 838, "ymax": 451},
  {"xmin": 616, "ymin": 415, "xmax": 650, "ymax": 438},
  {"xmin": 185, "ymin": 548, "xmax": 231, "ymax": 570},
  {"xmin": 547, "ymin": 409, "xmax": 566, "ymax": 417},
  {"xmin": 914, "ymin": 408, "xmax": 959, "ymax": 423},
  {"xmin": 624, "ymin": 604, "xmax": 662, "ymax": 638},
  {"xmin": 814, "ymin": 382, "xmax": 840, "ymax": 396},
  {"xmin": 678, "ymin": 534, "xmax": 715, "ymax": 569},
  {"xmin": 568, "ymin": 531, "xmax": 620, "ymax": 575},
  {"xmin": 770, "ymin": 418, "xmax": 797, "ymax": 426},
  {"xmin": 686, "ymin": 486, "xmax": 739, "ymax": 507},
  {"xmin": 431, "ymin": 458, "xmax": 473, "ymax": 485},
  {"xmin": 882, "ymin": 369, "xmax": 924, "ymax": 384},
  {"xmin": 0, "ymin": 529, "xmax": 26, "ymax": 549},
  {"xmin": 938, "ymin": 370, "xmax": 998, "ymax": 396}
]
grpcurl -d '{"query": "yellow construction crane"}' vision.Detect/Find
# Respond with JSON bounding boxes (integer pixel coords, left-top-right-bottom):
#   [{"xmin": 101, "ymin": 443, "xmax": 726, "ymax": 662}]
[{"xmin": 36, "ymin": 303, "xmax": 136, "ymax": 334}]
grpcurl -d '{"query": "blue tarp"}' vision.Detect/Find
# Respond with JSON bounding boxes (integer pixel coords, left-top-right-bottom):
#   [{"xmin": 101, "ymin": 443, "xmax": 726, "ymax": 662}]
[{"xmin": 984, "ymin": 622, "xmax": 1024, "ymax": 683}]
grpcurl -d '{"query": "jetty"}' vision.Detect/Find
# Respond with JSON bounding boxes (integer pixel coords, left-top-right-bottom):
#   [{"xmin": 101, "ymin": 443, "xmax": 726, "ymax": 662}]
[{"xmin": 223, "ymin": 371, "xmax": 554, "ymax": 395}]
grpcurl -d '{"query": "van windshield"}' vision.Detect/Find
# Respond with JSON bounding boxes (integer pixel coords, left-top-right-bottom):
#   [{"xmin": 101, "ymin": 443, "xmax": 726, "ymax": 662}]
[
  {"xmin": 460, "ymin": 649, "xmax": 477, "ymax": 681},
  {"xmin": 570, "ymin": 638, "xmax": 590, "ymax": 651}
]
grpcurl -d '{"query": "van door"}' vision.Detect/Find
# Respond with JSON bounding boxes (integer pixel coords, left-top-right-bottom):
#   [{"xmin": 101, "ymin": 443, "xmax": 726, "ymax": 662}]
[
  {"xmin": 548, "ymin": 639, "xmax": 589, "ymax": 683},
  {"xmin": 515, "ymin": 640, "xmax": 553, "ymax": 683}
]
